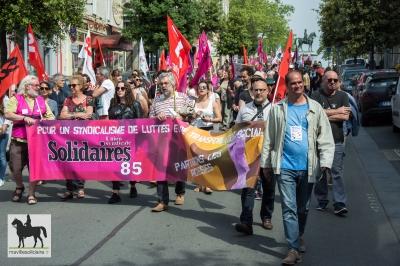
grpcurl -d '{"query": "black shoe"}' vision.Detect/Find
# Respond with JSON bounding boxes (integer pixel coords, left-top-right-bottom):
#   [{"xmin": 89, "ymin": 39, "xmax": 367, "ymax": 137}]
[
  {"xmin": 316, "ymin": 202, "xmax": 328, "ymax": 211},
  {"xmin": 129, "ymin": 187, "xmax": 138, "ymax": 198},
  {"xmin": 334, "ymin": 203, "xmax": 348, "ymax": 214},
  {"xmin": 234, "ymin": 223, "xmax": 253, "ymax": 235},
  {"xmin": 108, "ymin": 193, "xmax": 121, "ymax": 204}
]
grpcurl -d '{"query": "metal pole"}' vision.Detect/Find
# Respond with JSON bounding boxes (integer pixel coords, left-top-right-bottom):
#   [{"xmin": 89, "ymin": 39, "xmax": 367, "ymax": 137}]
[{"xmin": 24, "ymin": 34, "xmax": 28, "ymax": 72}]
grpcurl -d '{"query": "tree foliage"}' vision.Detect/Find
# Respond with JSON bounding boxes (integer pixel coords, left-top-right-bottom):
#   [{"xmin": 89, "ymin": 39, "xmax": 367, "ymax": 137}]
[
  {"xmin": 217, "ymin": 0, "xmax": 294, "ymax": 56},
  {"xmin": 316, "ymin": 0, "xmax": 400, "ymax": 60},
  {"xmin": 0, "ymin": 0, "xmax": 86, "ymax": 47},
  {"xmin": 198, "ymin": 0, "xmax": 224, "ymax": 38},
  {"xmin": 123, "ymin": 0, "xmax": 205, "ymax": 53}
]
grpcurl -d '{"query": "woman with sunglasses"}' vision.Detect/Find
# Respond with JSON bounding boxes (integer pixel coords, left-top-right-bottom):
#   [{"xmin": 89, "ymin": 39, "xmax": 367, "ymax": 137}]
[
  {"xmin": 36, "ymin": 82, "xmax": 58, "ymax": 186},
  {"xmin": 107, "ymin": 81, "xmax": 143, "ymax": 204},
  {"xmin": 59, "ymin": 75, "xmax": 93, "ymax": 200},
  {"xmin": 190, "ymin": 80, "xmax": 222, "ymax": 194}
]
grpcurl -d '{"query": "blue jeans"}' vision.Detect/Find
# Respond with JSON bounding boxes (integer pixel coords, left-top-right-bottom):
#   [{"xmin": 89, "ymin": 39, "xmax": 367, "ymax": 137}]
[
  {"xmin": 240, "ymin": 169, "xmax": 276, "ymax": 227},
  {"xmin": 314, "ymin": 142, "xmax": 347, "ymax": 205},
  {"xmin": 277, "ymin": 169, "xmax": 314, "ymax": 253},
  {"xmin": 0, "ymin": 133, "xmax": 8, "ymax": 180}
]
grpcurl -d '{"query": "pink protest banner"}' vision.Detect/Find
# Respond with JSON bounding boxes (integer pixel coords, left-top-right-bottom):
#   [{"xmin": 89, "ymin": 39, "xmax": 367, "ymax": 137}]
[{"xmin": 26, "ymin": 119, "xmax": 265, "ymax": 190}]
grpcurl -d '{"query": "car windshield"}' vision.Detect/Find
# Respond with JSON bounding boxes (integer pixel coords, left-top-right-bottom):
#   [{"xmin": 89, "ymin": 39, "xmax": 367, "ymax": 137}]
[
  {"xmin": 369, "ymin": 78, "xmax": 397, "ymax": 87},
  {"xmin": 343, "ymin": 71, "xmax": 360, "ymax": 80},
  {"xmin": 346, "ymin": 59, "xmax": 365, "ymax": 64}
]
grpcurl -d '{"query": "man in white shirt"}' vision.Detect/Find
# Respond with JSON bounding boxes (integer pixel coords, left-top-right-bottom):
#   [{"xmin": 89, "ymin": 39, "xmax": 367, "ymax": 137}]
[
  {"xmin": 234, "ymin": 73, "xmax": 275, "ymax": 235},
  {"xmin": 92, "ymin": 67, "xmax": 115, "ymax": 120}
]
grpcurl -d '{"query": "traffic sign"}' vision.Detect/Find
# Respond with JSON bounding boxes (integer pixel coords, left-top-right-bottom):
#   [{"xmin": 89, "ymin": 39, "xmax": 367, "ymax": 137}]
[{"xmin": 70, "ymin": 43, "xmax": 79, "ymax": 54}]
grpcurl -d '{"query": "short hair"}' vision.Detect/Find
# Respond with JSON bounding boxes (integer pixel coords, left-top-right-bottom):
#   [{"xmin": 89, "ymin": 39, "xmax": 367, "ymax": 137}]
[
  {"xmin": 322, "ymin": 70, "xmax": 338, "ymax": 80},
  {"xmin": 53, "ymin": 73, "xmax": 64, "ymax": 82},
  {"xmin": 271, "ymin": 64, "xmax": 278, "ymax": 69},
  {"xmin": 240, "ymin": 65, "xmax": 255, "ymax": 77},
  {"xmin": 97, "ymin": 67, "xmax": 110, "ymax": 78},
  {"xmin": 132, "ymin": 69, "xmax": 142, "ymax": 77},
  {"xmin": 111, "ymin": 69, "xmax": 122, "ymax": 78},
  {"xmin": 158, "ymin": 72, "xmax": 176, "ymax": 88},
  {"xmin": 39, "ymin": 81, "xmax": 50, "ymax": 88},
  {"xmin": 81, "ymin": 73, "xmax": 91, "ymax": 84},
  {"xmin": 78, "ymin": 66, "xmax": 83, "ymax": 71},
  {"xmin": 285, "ymin": 70, "xmax": 303, "ymax": 86},
  {"xmin": 17, "ymin": 75, "xmax": 38, "ymax": 94},
  {"xmin": 70, "ymin": 75, "xmax": 85, "ymax": 92}
]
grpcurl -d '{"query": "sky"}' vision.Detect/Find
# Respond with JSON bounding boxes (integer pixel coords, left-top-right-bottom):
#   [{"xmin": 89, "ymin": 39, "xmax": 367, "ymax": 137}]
[{"xmin": 282, "ymin": 0, "xmax": 326, "ymax": 66}]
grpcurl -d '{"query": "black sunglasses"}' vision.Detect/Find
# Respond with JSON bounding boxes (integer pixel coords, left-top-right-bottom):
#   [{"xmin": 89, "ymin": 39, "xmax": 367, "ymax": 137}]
[
  {"xmin": 69, "ymin": 84, "xmax": 80, "ymax": 88},
  {"xmin": 327, "ymin": 78, "xmax": 338, "ymax": 83},
  {"xmin": 129, "ymin": 81, "xmax": 135, "ymax": 84},
  {"xmin": 116, "ymin": 87, "xmax": 126, "ymax": 91},
  {"xmin": 40, "ymin": 87, "xmax": 51, "ymax": 91}
]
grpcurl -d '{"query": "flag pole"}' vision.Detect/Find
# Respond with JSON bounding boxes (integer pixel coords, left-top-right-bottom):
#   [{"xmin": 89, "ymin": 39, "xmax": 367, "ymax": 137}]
[{"xmin": 272, "ymin": 75, "xmax": 281, "ymax": 104}]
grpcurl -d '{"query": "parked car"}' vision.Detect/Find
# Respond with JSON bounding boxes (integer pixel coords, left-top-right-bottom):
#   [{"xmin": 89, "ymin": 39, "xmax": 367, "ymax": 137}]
[
  {"xmin": 344, "ymin": 58, "xmax": 366, "ymax": 66},
  {"xmin": 388, "ymin": 74, "xmax": 400, "ymax": 132},
  {"xmin": 351, "ymin": 70, "xmax": 386, "ymax": 105},
  {"xmin": 359, "ymin": 71, "xmax": 399, "ymax": 126},
  {"xmin": 339, "ymin": 64, "xmax": 365, "ymax": 76},
  {"xmin": 341, "ymin": 68, "xmax": 365, "ymax": 94}
]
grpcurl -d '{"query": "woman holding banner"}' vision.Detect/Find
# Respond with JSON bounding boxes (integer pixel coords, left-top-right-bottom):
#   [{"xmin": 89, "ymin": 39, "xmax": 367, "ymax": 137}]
[
  {"xmin": 107, "ymin": 81, "xmax": 143, "ymax": 204},
  {"xmin": 59, "ymin": 75, "xmax": 93, "ymax": 200},
  {"xmin": 190, "ymin": 80, "xmax": 222, "ymax": 194}
]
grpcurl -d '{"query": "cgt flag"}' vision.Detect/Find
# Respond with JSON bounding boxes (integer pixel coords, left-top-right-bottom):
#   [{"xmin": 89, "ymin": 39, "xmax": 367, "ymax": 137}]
[
  {"xmin": 28, "ymin": 24, "xmax": 48, "ymax": 82},
  {"xmin": 139, "ymin": 38, "xmax": 149, "ymax": 76},
  {"xmin": 159, "ymin": 50, "xmax": 167, "ymax": 71},
  {"xmin": 272, "ymin": 30, "xmax": 293, "ymax": 103},
  {"xmin": 0, "ymin": 44, "xmax": 28, "ymax": 97},
  {"xmin": 167, "ymin": 15, "xmax": 192, "ymax": 92},
  {"xmin": 242, "ymin": 44, "xmax": 249, "ymax": 65},
  {"xmin": 94, "ymin": 37, "xmax": 105, "ymax": 69},
  {"xmin": 78, "ymin": 30, "xmax": 96, "ymax": 88}
]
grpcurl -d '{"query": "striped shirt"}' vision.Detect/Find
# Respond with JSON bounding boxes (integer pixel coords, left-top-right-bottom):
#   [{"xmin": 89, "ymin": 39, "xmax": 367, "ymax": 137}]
[{"xmin": 149, "ymin": 92, "xmax": 193, "ymax": 118}]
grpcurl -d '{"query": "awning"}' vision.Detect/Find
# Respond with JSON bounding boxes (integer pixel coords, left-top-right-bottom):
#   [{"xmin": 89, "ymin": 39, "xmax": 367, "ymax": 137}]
[{"xmin": 92, "ymin": 35, "xmax": 133, "ymax": 51}]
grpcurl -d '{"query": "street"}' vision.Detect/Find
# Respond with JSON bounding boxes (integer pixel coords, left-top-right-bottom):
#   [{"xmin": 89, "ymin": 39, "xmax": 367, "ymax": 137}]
[{"xmin": 0, "ymin": 122, "xmax": 400, "ymax": 266}]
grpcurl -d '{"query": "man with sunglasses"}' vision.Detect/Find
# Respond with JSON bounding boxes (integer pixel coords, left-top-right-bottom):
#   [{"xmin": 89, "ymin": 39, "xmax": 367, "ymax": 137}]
[
  {"xmin": 92, "ymin": 67, "xmax": 115, "ymax": 120},
  {"xmin": 311, "ymin": 70, "xmax": 350, "ymax": 215},
  {"xmin": 234, "ymin": 72, "xmax": 275, "ymax": 236}
]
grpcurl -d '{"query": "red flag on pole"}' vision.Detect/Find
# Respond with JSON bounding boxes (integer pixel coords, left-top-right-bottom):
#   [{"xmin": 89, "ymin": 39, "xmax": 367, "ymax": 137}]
[
  {"xmin": 94, "ymin": 37, "xmax": 105, "ymax": 69},
  {"xmin": 167, "ymin": 15, "xmax": 192, "ymax": 92},
  {"xmin": 159, "ymin": 50, "xmax": 167, "ymax": 71},
  {"xmin": 27, "ymin": 23, "xmax": 48, "ymax": 82},
  {"xmin": 272, "ymin": 30, "xmax": 293, "ymax": 103},
  {"xmin": 242, "ymin": 44, "xmax": 249, "ymax": 65},
  {"xmin": 0, "ymin": 44, "xmax": 28, "ymax": 96}
]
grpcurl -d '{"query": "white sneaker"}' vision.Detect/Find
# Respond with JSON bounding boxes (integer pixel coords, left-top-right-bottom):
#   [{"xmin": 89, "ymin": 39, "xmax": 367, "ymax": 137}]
[{"xmin": 0, "ymin": 180, "xmax": 4, "ymax": 186}]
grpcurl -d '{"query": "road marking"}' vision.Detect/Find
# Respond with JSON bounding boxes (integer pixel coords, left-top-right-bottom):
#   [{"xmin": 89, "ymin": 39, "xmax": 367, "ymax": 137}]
[{"xmin": 366, "ymin": 193, "xmax": 379, "ymax": 212}]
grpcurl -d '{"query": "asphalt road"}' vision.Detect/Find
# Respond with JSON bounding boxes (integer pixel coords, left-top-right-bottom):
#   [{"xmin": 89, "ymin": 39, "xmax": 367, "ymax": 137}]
[{"xmin": 0, "ymin": 124, "xmax": 400, "ymax": 265}]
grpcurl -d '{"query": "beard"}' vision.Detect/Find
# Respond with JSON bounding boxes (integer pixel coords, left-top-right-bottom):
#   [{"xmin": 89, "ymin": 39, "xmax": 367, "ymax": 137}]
[
  {"xmin": 26, "ymin": 88, "xmax": 38, "ymax": 97},
  {"xmin": 163, "ymin": 88, "xmax": 173, "ymax": 97}
]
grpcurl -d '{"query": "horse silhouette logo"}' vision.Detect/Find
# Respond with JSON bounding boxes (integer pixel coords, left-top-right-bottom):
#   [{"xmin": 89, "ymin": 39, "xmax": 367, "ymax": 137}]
[
  {"xmin": 11, "ymin": 215, "xmax": 47, "ymax": 248},
  {"xmin": 8, "ymin": 214, "xmax": 51, "ymax": 258}
]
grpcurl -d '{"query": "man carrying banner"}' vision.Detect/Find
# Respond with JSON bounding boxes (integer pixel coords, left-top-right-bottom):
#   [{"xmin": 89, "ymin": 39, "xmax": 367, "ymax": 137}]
[
  {"xmin": 5, "ymin": 75, "xmax": 55, "ymax": 205},
  {"xmin": 234, "ymin": 71, "xmax": 274, "ymax": 235},
  {"xmin": 92, "ymin": 67, "xmax": 115, "ymax": 120},
  {"xmin": 149, "ymin": 72, "xmax": 193, "ymax": 212},
  {"xmin": 261, "ymin": 70, "xmax": 334, "ymax": 264}
]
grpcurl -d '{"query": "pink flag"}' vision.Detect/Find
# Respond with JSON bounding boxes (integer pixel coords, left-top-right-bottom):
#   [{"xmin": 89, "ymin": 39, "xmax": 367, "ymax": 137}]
[
  {"xmin": 190, "ymin": 31, "xmax": 210, "ymax": 87},
  {"xmin": 263, "ymin": 52, "xmax": 268, "ymax": 62},
  {"xmin": 187, "ymin": 52, "xmax": 193, "ymax": 73},
  {"xmin": 257, "ymin": 38, "xmax": 263, "ymax": 62},
  {"xmin": 230, "ymin": 56, "xmax": 236, "ymax": 79}
]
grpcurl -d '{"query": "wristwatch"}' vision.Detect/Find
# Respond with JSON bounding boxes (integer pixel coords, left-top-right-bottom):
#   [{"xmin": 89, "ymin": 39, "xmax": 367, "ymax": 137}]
[{"xmin": 70, "ymin": 114, "xmax": 75, "ymax": 120}]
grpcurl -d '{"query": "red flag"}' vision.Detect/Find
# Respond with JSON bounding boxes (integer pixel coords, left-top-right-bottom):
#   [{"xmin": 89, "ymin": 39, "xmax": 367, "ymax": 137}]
[
  {"xmin": 159, "ymin": 50, "xmax": 167, "ymax": 71},
  {"xmin": 0, "ymin": 44, "xmax": 28, "ymax": 96},
  {"xmin": 167, "ymin": 15, "xmax": 192, "ymax": 92},
  {"xmin": 273, "ymin": 30, "xmax": 293, "ymax": 103},
  {"xmin": 94, "ymin": 37, "xmax": 105, "ymax": 69},
  {"xmin": 28, "ymin": 24, "xmax": 48, "ymax": 82},
  {"xmin": 242, "ymin": 44, "xmax": 248, "ymax": 65},
  {"xmin": 230, "ymin": 56, "xmax": 236, "ymax": 79},
  {"xmin": 257, "ymin": 38, "xmax": 263, "ymax": 62}
]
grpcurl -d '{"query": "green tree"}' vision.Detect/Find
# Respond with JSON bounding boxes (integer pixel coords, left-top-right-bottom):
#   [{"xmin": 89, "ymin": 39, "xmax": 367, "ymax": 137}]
[
  {"xmin": 123, "ymin": 0, "xmax": 204, "ymax": 53},
  {"xmin": 0, "ymin": 0, "xmax": 86, "ymax": 47},
  {"xmin": 199, "ymin": 0, "xmax": 224, "ymax": 38},
  {"xmin": 316, "ymin": 0, "xmax": 400, "ymax": 68},
  {"xmin": 217, "ymin": 0, "xmax": 294, "ymax": 57}
]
